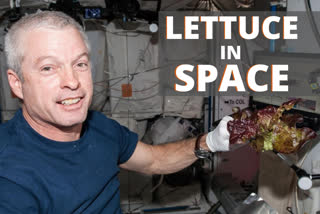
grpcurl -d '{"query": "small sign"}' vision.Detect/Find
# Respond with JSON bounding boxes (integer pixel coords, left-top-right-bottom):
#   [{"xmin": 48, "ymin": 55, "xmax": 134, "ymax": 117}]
[{"xmin": 122, "ymin": 84, "xmax": 132, "ymax": 97}]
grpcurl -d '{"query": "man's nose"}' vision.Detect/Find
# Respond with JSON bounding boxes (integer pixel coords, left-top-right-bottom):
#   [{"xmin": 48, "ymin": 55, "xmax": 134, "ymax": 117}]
[{"xmin": 60, "ymin": 67, "xmax": 80, "ymax": 90}]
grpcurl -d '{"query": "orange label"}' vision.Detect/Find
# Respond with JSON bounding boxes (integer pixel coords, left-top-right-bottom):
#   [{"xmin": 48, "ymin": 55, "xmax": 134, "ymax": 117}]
[{"xmin": 121, "ymin": 84, "xmax": 132, "ymax": 97}]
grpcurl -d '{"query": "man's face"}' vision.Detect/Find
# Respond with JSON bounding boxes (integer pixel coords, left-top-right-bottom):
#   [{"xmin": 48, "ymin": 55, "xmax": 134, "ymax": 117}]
[{"xmin": 17, "ymin": 27, "xmax": 93, "ymax": 128}]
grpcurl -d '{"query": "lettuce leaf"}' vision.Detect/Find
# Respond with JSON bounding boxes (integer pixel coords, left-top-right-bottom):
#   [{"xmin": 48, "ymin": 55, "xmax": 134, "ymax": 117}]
[{"xmin": 227, "ymin": 99, "xmax": 317, "ymax": 153}]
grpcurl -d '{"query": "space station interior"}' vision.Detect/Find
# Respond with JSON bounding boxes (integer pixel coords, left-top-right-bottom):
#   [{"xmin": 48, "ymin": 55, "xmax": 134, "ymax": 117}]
[{"xmin": 1, "ymin": 0, "xmax": 320, "ymax": 213}]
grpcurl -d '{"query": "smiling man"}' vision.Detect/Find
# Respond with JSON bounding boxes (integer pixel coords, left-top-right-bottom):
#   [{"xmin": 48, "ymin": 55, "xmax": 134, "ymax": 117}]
[{"xmin": 0, "ymin": 11, "xmax": 233, "ymax": 214}]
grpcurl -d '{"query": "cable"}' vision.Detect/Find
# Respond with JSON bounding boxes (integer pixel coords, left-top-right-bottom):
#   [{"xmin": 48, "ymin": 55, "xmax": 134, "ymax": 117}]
[
  {"xmin": 104, "ymin": 27, "xmax": 141, "ymax": 37},
  {"xmin": 109, "ymin": 92, "xmax": 159, "ymax": 101},
  {"xmin": 131, "ymin": 36, "xmax": 151, "ymax": 77},
  {"xmin": 108, "ymin": 76, "xmax": 127, "ymax": 87},
  {"xmin": 106, "ymin": 65, "xmax": 162, "ymax": 82},
  {"xmin": 109, "ymin": 82, "xmax": 159, "ymax": 92},
  {"xmin": 161, "ymin": 1, "xmax": 186, "ymax": 10},
  {"xmin": 304, "ymin": 0, "xmax": 320, "ymax": 48},
  {"xmin": 103, "ymin": 24, "xmax": 155, "ymax": 36},
  {"xmin": 156, "ymin": 0, "xmax": 162, "ymax": 12},
  {"xmin": 105, "ymin": 49, "xmax": 208, "ymax": 83},
  {"xmin": 150, "ymin": 174, "xmax": 164, "ymax": 192},
  {"xmin": 195, "ymin": 0, "xmax": 219, "ymax": 11},
  {"xmin": 95, "ymin": 79, "xmax": 159, "ymax": 92}
]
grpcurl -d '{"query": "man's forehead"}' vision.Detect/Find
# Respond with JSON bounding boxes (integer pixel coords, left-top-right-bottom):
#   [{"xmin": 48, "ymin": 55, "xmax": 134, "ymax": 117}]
[
  {"xmin": 23, "ymin": 26, "xmax": 84, "ymax": 44},
  {"xmin": 25, "ymin": 25, "xmax": 78, "ymax": 34},
  {"xmin": 21, "ymin": 27, "xmax": 89, "ymax": 62},
  {"xmin": 34, "ymin": 52, "xmax": 90, "ymax": 64}
]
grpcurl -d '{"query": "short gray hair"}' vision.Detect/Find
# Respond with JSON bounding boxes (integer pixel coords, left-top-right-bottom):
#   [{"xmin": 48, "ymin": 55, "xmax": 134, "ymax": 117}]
[{"xmin": 4, "ymin": 11, "xmax": 91, "ymax": 78}]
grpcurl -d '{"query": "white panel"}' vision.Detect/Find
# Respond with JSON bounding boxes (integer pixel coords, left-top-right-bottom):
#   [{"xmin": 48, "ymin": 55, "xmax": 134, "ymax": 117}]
[
  {"xmin": 287, "ymin": 0, "xmax": 320, "ymax": 11},
  {"xmin": 163, "ymin": 96, "xmax": 203, "ymax": 119},
  {"xmin": 310, "ymin": 0, "xmax": 320, "ymax": 11},
  {"xmin": 105, "ymin": 22, "xmax": 203, "ymax": 120},
  {"xmin": 86, "ymin": 30, "xmax": 109, "ymax": 111},
  {"xmin": 105, "ymin": 22, "xmax": 162, "ymax": 120},
  {"xmin": 111, "ymin": 116, "xmax": 147, "ymax": 140},
  {"xmin": 217, "ymin": 95, "xmax": 250, "ymax": 120},
  {"xmin": 286, "ymin": 0, "xmax": 320, "ymax": 53}
]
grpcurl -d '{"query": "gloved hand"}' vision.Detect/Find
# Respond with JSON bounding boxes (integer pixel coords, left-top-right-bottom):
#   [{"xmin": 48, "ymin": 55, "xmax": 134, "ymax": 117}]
[{"xmin": 206, "ymin": 116, "xmax": 233, "ymax": 152}]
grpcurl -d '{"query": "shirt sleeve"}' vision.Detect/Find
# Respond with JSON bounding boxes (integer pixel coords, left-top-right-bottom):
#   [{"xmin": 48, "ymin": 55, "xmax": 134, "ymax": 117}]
[
  {"xmin": 117, "ymin": 123, "xmax": 138, "ymax": 164},
  {"xmin": 0, "ymin": 177, "xmax": 39, "ymax": 214}
]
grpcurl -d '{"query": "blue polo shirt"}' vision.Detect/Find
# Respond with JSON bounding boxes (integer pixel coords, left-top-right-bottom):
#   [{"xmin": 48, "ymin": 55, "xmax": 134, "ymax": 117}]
[{"xmin": 0, "ymin": 109, "xmax": 138, "ymax": 213}]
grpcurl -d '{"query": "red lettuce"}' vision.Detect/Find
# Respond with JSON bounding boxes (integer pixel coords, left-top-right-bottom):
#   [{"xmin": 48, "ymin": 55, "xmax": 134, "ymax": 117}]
[{"xmin": 227, "ymin": 99, "xmax": 317, "ymax": 154}]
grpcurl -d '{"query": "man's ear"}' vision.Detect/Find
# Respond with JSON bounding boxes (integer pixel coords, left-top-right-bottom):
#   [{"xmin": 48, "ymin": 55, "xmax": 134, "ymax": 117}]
[{"xmin": 7, "ymin": 69, "xmax": 23, "ymax": 100}]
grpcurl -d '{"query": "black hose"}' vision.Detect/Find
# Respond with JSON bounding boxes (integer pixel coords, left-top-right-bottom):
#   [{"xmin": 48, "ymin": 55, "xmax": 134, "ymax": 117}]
[
  {"xmin": 207, "ymin": 201, "xmax": 222, "ymax": 214},
  {"xmin": 311, "ymin": 174, "xmax": 320, "ymax": 180},
  {"xmin": 156, "ymin": 0, "xmax": 161, "ymax": 12}
]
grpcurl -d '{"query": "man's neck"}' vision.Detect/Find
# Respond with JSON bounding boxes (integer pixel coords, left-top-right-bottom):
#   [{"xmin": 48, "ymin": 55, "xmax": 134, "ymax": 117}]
[{"xmin": 22, "ymin": 107, "xmax": 83, "ymax": 142}]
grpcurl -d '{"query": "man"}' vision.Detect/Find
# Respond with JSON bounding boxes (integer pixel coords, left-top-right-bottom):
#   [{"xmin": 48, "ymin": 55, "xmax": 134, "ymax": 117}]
[{"xmin": 0, "ymin": 11, "xmax": 232, "ymax": 213}]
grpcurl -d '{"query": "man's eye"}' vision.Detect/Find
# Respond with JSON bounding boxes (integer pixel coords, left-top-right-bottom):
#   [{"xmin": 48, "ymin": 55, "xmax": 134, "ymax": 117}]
[
  {"xmin": 75, "ymin": 62, "xmax": 89, "ymax": 71},
  {"xmin": 41, "ymin": 66, "xmax": 53, "ymax": 72},
  {"xmin": 77, "ymin": 63, "xmax": 88, "ymax": 68}
]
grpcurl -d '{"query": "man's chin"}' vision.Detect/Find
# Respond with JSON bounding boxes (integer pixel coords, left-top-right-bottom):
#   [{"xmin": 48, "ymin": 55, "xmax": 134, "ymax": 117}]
[{"xmin": 55, "ymin": 111, "xmax": 88, "ymax": 128}]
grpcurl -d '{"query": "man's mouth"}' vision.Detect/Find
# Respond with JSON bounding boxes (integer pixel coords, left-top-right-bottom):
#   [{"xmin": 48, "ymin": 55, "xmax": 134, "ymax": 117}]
[{"xmin": 58, "ymin": 97, "xmax": 82, "ymax": 106}]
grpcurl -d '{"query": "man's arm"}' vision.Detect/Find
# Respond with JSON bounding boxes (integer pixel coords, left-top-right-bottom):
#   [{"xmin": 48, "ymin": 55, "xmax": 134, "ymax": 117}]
[
  {"xmin": 120, "ymin": 116, "xmax": 233, "ymax": 175},
  {"xmin": 120, "ymin": 135, "xmax": 205, "ymax": 175}
]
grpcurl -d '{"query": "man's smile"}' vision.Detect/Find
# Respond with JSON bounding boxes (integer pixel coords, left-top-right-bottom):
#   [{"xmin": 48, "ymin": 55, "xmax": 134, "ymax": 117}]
[{"xmin": 57, "ymin": 97, "xmax": 83, "ymax": 106}]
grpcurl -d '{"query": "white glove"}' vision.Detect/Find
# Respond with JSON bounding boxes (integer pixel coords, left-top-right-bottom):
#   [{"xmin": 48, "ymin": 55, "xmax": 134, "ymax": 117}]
[{"xmin": 206, "ymin": 116, "xmax": 233, "ymax": 152}]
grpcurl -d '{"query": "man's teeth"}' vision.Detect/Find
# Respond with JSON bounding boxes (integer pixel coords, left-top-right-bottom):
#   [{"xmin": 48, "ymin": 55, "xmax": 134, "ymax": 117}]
[{"xmin": 61, "ymin": 98, "xmax": 81, "ymax": 105}]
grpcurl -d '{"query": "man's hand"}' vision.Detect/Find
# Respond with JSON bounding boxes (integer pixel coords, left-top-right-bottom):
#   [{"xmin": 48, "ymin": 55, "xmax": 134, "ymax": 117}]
[{"xmin": 206, "ymin": 116, "xmax": 233, "ymax": 152}]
